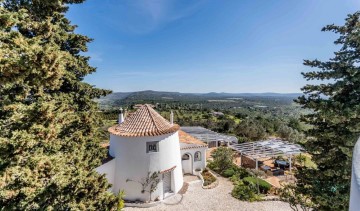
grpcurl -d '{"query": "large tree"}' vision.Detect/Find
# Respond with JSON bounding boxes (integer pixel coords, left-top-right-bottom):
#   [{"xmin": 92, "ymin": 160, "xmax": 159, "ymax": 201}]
[
  {"xmin": 0, "ymin": 0, "xmax": 117, "ymax": 209},
  {"xmin": 288, "ymin": 12, "xmax": 360, "ymax": 210}
]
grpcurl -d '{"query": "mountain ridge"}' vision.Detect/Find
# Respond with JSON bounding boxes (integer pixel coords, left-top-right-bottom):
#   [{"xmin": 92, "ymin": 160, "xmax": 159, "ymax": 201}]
[{"xmin": 100, "ymin": 90, "xmax": 302, "ymax": 100}]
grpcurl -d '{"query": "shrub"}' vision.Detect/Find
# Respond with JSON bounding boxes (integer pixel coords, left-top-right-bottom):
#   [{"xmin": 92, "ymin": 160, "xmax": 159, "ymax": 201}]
[
  {"xmin": 207, "ymin": 161, "xmax": 218, "ymax": 171},
  {"xmin": 202, "ymin": 170, "xmax": 216, "ymax": 186},
  {"xmin": 222, "ymin": 168, "xmax": 235, "ymax": 178},
  {"xmin": 231, "ymin": 182, "xmax": 260, "ymax": 202},
  {"xmin": 237, "ymin": 136, "xmax": 250, "ymax": 143},
  {"xmin": 243, "ymin": 177, "xmax": 272, "ymax": 194},
  {"xmin": 234, "ymin": 165, "xmax": 250, "ymax": 179},
  {"xmin": 225, "ymin": 164, "xmax": 250, "ymax": 179},
  {"xmin": 211, "ymin": 147, "xmax": 234, "ymax": 173},
  {"xmin": 117, "ymin": 190, "xmax": 125, "ymax": 211}
]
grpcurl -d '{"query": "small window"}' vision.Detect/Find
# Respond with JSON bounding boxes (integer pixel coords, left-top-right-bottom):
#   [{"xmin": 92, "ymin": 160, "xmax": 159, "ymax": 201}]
[
  {"xmin": 146, "ymin": 141, "xmax": 159, "ymax": 153},
  {"xmin": 182, "ymin": 154, "xmax": 190, "ymax": 160},
  {"xmin": 194, "ymin": 151, "xmax": 201, "ymax": 162}
]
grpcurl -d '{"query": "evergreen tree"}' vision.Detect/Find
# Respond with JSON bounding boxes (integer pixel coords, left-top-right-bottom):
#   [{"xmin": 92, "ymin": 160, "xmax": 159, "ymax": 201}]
[
  {"xmin": 0, "ymin": 0, "xmax": 117, "ymax": 209},
  {"xmin": 290, "ymin": 12, "xmax": 360, "ymax": 210}
]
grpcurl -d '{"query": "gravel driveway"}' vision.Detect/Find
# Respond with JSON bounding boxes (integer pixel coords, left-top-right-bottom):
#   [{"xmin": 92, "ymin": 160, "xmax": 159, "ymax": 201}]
[{"xmin": 125, "ymin": 176, "xmax": 293, "ymax": 211}]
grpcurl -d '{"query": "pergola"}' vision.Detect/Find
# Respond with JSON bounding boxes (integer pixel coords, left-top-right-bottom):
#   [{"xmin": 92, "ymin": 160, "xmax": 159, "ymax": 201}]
[
  {"xmin": 181, "ymin": 126, "xmax": 238, "ymax": 147},
  {"xmin": 229, "ymin": 139, "xmax": 305, "ymax": 172}
]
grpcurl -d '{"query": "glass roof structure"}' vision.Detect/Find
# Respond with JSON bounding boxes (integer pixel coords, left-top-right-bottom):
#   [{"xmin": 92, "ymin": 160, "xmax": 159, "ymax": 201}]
[{"xmin": 180, "ymin": 126, "xmax": 238, "ymax": 144}]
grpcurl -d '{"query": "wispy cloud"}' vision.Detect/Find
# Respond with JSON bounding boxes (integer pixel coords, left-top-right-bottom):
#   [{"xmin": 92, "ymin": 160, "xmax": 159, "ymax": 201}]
[
  {"xmin": 103, "ymin": 0, "xmax": 206, "ymax": 34},
  {"xmin": 87, "ymin": 52, "xmax": 103, "ymax": 63}
]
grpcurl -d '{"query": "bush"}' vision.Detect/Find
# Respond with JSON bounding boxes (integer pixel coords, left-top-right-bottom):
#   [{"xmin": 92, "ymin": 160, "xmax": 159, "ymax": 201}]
[
  {"xmin": 211, "ymin": 147, "xmax": 234, "ymax": 173},
  {"xmin": 222, "ymin": 168, "xmax": 235, "ymax": 178},
  {"xmin": 224, "ymin": 164, "xmax": 250, "ymax": 179},
  {"xmin": 243, "ymin": 177, "xmax": 272, "ymax": 194},
  {"xmin": 237, "ymin": 136, "xmax": 250, "ymax": 143},
  {"xmin": 207, "ymin": 161, "xmax": 218, "ymax": 171},
  {"xmin": 231, "ymin": 182, "xmax": 260, "ymax": 202},
  {"xmin": 235, "ymin": 166, "xmax": 250, "ymax": 179},
  {"xmin": 230, "ymin": 174, "xmax": 240, "ymax": 183}
]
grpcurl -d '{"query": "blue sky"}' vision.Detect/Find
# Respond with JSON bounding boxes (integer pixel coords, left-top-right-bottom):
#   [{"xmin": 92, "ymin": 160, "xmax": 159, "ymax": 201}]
[{"xmin": 68, "ymin": 0, "xmax": 359, "ymax": 93}]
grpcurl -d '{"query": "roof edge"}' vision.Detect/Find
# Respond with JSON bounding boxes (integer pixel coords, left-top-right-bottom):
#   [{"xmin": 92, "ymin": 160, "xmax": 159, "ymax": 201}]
[{"xmin": 108, "ymin": 124, "xmax": 180, "ymax": 137}]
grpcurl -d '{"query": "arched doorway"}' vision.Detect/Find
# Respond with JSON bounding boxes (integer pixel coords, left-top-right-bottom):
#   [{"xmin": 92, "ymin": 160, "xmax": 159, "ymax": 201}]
[{"xmin": 182, "ymin": 153, "xmax": 193, "ymax": 174}]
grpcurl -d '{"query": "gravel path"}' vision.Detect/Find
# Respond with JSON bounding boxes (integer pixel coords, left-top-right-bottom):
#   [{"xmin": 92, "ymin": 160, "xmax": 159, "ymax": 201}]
[{"xmin": 125, "ymin": 176, "xmax": 293, "ymax": 211}]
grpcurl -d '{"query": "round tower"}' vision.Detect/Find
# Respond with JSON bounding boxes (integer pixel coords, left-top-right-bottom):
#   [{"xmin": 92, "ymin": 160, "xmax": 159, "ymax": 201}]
[{"xmin": 108, "ymin": 104, "xmax": 183, "ymax": 201}]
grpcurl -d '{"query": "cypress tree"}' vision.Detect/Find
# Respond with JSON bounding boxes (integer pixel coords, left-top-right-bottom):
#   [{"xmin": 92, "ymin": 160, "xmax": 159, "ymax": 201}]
[
  {"xmin": 0, "ymin": 0, "xmax": 117, "ymax": 209},
  {"xmin": 291, "ymin": 12, "xmax": 360, "ymax": 210}
]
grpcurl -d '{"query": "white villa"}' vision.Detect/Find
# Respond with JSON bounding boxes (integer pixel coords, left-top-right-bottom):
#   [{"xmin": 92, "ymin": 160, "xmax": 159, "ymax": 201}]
[{"xmin": 96, "ymin": 104, "xmax": 207, "ymax": 201}]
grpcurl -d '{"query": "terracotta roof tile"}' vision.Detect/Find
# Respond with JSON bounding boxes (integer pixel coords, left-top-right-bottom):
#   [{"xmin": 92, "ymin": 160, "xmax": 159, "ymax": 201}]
[
  {"xmin": 179, "ymin": 130, "xmax": 207, "ymax": 146},
  {"xmin": 160, "ymin": 165, "xmax": 176, "ymax": 173},
  {"xmin": 180, "ymin": 145, "xmax": 208, "ymax": 150},
  {"xmin": 108, "ymin": 104, "xmax": 179, "ymax": 137}
]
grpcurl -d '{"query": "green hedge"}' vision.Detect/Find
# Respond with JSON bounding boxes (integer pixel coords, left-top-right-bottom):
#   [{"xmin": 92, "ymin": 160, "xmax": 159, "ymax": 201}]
[{"xmin": 243, "ymin": 177, "xmax": 272, "ymax": 194}]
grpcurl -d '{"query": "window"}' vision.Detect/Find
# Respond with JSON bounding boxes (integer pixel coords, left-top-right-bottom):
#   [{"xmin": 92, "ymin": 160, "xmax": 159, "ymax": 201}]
[
  {"xmin": 182, "ymin": 154, "xmax": 190, "ymax": 160},
  {"xmin": 194, "ymin": 151, "xmax": 201, "ymax": 162},
  {"xmin": 146, "ymin": 141, "xmax": 159, "ymax": 153}
]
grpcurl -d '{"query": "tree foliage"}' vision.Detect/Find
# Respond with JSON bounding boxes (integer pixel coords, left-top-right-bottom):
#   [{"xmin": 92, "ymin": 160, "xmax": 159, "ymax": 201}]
[
  {"xmin": 0, "ymin": 0, "xmax": 117, "ymax": 209},
  {"xmin": 210, "ymin": 147, "xmax": 235, "ymax": 173},
  {"xmin": 288, "ymin": 12, "xmax": 360, "ymax": 210}
]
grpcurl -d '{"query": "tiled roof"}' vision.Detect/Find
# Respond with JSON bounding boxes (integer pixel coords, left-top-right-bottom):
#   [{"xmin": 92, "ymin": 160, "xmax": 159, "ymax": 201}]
[
  {"xmin": 180, "ymin": 145, "xmax": 208, "ymax": 150},
  {"xmin": 160, "ymin": 165, "xmax": 176, "ymax": 173},
  {"xmin": 108, "ymin": 104, "xmax": 179, "ymax": 137},
  {"xmin": 179, "ymin": 130, "xmax": 207, "ymax": 146}
]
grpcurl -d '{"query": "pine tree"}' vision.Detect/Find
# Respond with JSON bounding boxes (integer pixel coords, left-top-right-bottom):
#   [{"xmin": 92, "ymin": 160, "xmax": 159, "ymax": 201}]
[
  {"xmin": 291, "ymin": 12, "xmax": 360, "ymax": 210},
  {"xmin": 0, "ymin": 0, "xmax": 117, "ymax": 209}
]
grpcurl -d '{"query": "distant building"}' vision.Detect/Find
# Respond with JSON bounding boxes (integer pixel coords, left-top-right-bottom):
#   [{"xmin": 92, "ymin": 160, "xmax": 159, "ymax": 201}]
[
  {"xmin": 96, "ymin": 105, "xmax": 207, "ymax": 201},
  {"xmin": 211, "ymin": 111, "xmax": 224, "ymax": 117}
]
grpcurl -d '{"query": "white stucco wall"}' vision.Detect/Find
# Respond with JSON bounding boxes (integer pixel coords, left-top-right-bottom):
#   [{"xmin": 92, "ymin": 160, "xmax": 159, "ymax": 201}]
[
  {"xmin": 350, "ymin": 137, "xmax": 360, "ymax": 211},
  {"xmin": 180, "ymin": 144, "xmax": 207, "ymax": 175},
  {"xmin": 109, "ymin": 138, "xmax": 115, "ymax": 157},
  {"xmin": 110, "ymin": 132, "xmax": 183, "ymax": 201},
  {"xmin": 95, "ymin": 159, "xmax": 116, "ymax": 192}
]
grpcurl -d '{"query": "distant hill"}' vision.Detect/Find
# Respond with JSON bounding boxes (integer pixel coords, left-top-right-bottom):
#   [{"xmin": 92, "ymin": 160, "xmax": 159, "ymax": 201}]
[
  {"xmin": 97, "ymin": 90, "xmax": 302, "ymax": 109},
  {"xmin": 198, "ymin": 92, "xmax": 301, "ymax": 98},
  {"xmin": 100, "ymin": 90, "xmax": 301, "ymax": 100}
]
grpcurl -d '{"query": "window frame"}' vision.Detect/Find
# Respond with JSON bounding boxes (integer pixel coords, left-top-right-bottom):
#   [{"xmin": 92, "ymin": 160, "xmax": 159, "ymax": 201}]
[
  {"xmin": 194, "ymin": 151, "xmax": 201, "ymax": 162},
  {"xmin": 146, "ymin": 141, "xmax": 159, "ymax": 153}
]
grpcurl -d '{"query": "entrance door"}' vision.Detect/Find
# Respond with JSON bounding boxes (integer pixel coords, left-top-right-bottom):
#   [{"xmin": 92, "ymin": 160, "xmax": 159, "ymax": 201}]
[
  {"xmin": 163, "ymin": 172, "xmax": 171, "ymax": 195},
  {"xmin": 182, "ymin": 153, "xmax": 192, "ymax": 174}
]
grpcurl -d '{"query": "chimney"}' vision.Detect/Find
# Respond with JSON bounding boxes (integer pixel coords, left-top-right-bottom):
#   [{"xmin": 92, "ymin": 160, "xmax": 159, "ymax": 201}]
[
  {"xmin": 119, "ymin": 107, "xmax": 124, "ymax": 124},
  {"xmin": 170, "ymin": 110, "xmax": 174, "ymax": 125}
]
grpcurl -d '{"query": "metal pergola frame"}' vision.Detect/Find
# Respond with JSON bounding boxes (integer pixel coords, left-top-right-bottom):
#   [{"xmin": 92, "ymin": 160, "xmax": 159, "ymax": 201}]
[
  {"xmin": 229, "ymin": 140, "xmax": 305, "ymax": 172},
  {"xmin": 181, "ymin": 126, "xmax": 238, "ymax": 145}
]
